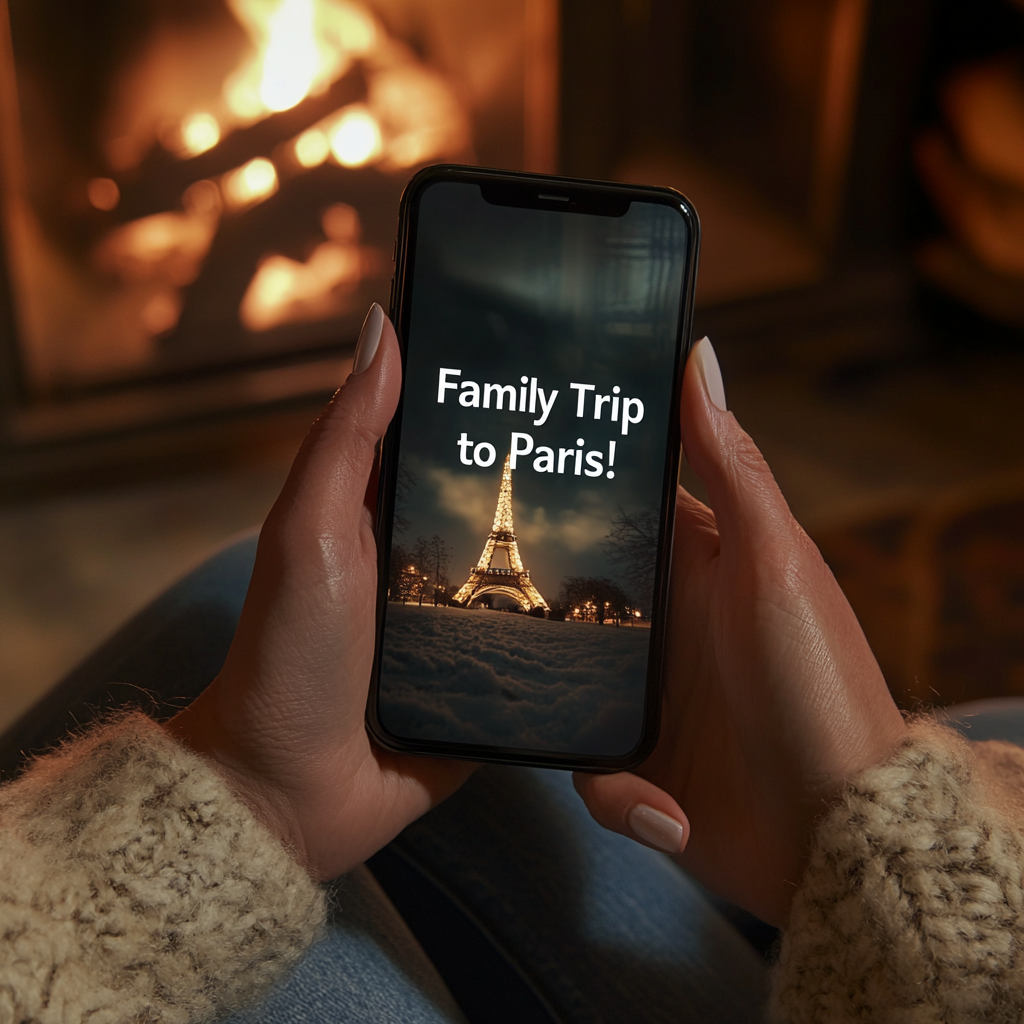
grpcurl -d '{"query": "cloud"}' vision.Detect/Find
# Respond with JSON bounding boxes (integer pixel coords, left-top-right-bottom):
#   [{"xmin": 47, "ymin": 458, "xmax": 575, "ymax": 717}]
[
  {"xmin": 429, "ymin": 467, "xmax": 611, "ymax": 553},
  {"xmin": 428, "ymin": 467, "xmax": 495, "ymax": 534}
]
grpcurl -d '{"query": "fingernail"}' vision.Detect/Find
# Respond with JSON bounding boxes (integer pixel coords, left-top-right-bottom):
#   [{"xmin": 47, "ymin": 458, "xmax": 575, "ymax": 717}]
[
  {"xmin": 628, "ymin": 804, "xmax": 685, "ymax": 854},
  {"xmin": 691, "ymin": 336, "xmax": 727, "ymax": 412},
  {"xmin": 353, "ymin": 303, "xmax": 384, "ymax": 374}
]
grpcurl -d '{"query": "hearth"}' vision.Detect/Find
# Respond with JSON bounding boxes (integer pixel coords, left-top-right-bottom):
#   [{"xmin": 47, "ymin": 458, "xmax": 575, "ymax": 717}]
[{"xmin": 0, "ymin": 0, "xmax": 556, "ymax": 481}]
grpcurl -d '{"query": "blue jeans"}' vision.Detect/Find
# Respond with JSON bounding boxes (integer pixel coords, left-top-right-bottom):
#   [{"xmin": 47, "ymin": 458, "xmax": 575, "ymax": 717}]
[{"xmin": 2, "ymin": 534, "xmax": 1018, "ymax": 1023}]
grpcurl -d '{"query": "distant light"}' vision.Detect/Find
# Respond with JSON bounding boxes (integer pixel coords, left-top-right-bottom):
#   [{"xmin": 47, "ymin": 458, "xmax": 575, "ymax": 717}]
[
  {"xmin": 180, "ymin": 113, "xmax": 221, "ymax": 157},
  {"xmin": 223, "ymin": 157, "xmax": 278, "ymax": 208},
  {"xmin": 329, "ymin": 106, "xmax": 382, "ymax": 167},
  {"xmin": 294, "ymin": 129, "xmax": 329, "ymax": 168},
  {"xmin": 87, "ymin": 177, "xmax": 120, "ymax": 211}
]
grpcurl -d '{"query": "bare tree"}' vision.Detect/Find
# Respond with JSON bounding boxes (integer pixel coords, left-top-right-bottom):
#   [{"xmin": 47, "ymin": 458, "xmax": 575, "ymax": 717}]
[
  {"xmin": 602, "ymin": 506, "xmax": 660, "ymax": 615},
  {"xmin": 413, "ymin": 534, "xmax": 453, "ymax": 605},
  {"xmin": 388, "ymin": 543, "xmax": 426, "ymax": 603},
  {"xmin": 393, "ymin": 462, "xmax": 418, "ymax": 535},
  {"xmin": 559, "ymin": 576, "xmax": 633, "ymax": 624}
]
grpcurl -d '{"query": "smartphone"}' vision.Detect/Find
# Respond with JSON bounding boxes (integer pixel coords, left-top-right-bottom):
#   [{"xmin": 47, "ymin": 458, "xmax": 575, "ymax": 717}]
[{"xmin": 367, "ymin": 165, "xmax": 699, "ymax": 771}]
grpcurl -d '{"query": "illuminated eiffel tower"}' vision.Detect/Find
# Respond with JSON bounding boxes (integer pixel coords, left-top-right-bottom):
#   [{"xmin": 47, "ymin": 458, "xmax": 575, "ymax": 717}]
[{"xmin": 453, "ymin": 454, "xmax": 549, "ymax": 612}]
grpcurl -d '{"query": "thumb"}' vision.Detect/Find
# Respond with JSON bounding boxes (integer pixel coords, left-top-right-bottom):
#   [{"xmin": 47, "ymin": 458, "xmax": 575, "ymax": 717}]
[
  {"xmin": 266, "ymin": 303, "xmax": 400, "ymax": 546},
  {"xmin": 681, "ymin": 337, "xmax": 801, "ymax": 559},
  {"xmin": 215, "ymin": 303, "xmax": 400, "ymax": 735},
  {"xmin": 573, "ymin": 771, "xmax": 690, "ymax": 856}
]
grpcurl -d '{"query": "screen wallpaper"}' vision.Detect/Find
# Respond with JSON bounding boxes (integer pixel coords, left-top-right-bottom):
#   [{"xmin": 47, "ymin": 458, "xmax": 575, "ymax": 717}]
[{"xmin": 377, "ymin": 181, "xmax": 688, "ymax": 757}]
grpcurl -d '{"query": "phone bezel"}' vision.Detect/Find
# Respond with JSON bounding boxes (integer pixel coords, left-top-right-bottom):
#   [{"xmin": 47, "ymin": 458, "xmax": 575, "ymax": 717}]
[{"xmin": 366, "ymin": 164, "xmax": 700, "ymax": 772}]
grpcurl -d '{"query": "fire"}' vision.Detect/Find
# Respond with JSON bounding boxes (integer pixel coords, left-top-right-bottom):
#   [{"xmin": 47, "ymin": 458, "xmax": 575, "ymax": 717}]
[
  {"xmin": 239, "ymin": 201, "xmax": 371, "ymax": 330},
  {"xmin": 240, "ymin": 244, "xmax": 361, "ymax": 331},
  {"xmin": 224, "ymin": 0, "xmax": 377, "ymax": 122},
  {"xmin": 141, "ymin": 291, "xmax": 183, "ymax": 336},
  {"xmin": 328, "ymin": 105, "xmax": 381, "ymax": 167},
  {"xmin": 179, "ymin": 113, "xmax": 222, "ymax": 157},
  {"xmin": 217, "ymin": 0, "xmax": 464, "ymax": 168},
  {"xmin": 222, "ymin": 157, "xmax": 279, "ymax": 209},
  {"xmin": 86, "ymin": 0, "xmax": 470, "ymax": 354},
  {"xmin": 259, "ymin": 0, "xmax": 320, "ymax": 112},
  {"xmin": 294, "ymin": 128, "xmax": 330, "ymax": 168},
  {"xmin": 370, "ymin": 66, "xmax": 470, "ymax": 170},
  {"xmin": 94, "ymin": 212, "xmax": 216, "ymax": 283},
  {"xmin": 151, "ymin": 0, "xmax": 466, "ymax": 179}
]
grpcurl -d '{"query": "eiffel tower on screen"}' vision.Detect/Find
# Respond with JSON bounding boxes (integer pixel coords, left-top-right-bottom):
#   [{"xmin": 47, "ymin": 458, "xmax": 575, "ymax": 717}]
[{"xmin": 453, "ymin": 454, "xmax": 550, "ymax": 612}]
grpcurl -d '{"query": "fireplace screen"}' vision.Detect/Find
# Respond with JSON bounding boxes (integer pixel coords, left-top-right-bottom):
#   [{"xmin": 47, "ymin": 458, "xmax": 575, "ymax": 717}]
[{"xmin": 0, "ymin": 0, "xmax": 557, "ymax": 400}]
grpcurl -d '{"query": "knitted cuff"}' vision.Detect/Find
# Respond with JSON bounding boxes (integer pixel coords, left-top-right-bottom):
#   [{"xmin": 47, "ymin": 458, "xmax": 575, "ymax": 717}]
[
  {"xmin": 0, "ymin": 712, "xmax": 326, "ymax": 1023},
  {"xmin": 770, "ymin": 720, "xmax": 1024, "ymax": 1023}
]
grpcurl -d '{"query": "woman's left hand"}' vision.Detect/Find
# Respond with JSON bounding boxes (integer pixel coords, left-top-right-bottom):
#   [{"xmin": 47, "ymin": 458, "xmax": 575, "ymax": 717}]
[
  {"xmin": 572, "ymin": 338, "xmax": 906, "ymax": 926},
  {"xmin": 167, "ymin": 305, "xmax": 474, "ymax": 880}
]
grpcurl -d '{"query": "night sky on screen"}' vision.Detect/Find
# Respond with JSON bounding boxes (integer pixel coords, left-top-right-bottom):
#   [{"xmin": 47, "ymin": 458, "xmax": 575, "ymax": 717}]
[{"xmin": 392, "ymin": 182, "xmax": 688, "ymax": 601}]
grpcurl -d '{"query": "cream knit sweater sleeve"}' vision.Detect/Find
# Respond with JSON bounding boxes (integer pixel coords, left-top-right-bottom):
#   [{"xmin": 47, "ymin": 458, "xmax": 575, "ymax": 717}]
[
  {"xmin": 0, "ymin": 712, "xmax": 325, "ymax": 1023},
  {"xmin": 771, "ymin": 719, "xmax": 1024, "ymax": 1022}
]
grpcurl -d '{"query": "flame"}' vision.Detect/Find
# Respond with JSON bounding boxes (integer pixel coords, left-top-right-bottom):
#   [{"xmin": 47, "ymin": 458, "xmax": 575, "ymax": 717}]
[
  {"xmin": 182, "ymin": 179, "xmax": 223, "ymax": 217},
  {"xmin": 239, "ymin": 201, "xmax": 371, "ymax": 330},
  {"xmin": 222, "ymin": 157, "xmax": 279, "ymax": 209},
  {"xmin": 321, "ymin": 202, "xmax": 359, "ymax": 242},
  {"xmin": 151, "ymin": 0, "xmax": 465, "ymax": 175},
  {"xmin": 328, "ymin": 105, "xmax": 381, "ymax": 167},
  {"xmin": 282, "ymin": 64, "xmax": 468, "ymax": 175},
  {"xmin": 179, "ymin": 112, "xmax": 222, "ymax": 157},
  {"xmin": 294, "ymin": 128, "xmax": 330, "ymax": 168},
  {"xmin": 224, "ymin": 0, "xmax": 377, "ymax": 123},
  {"xmin": 93, "ymin": 211, "xmax": 218, "ymax": 286},
  {"xmin": 261, "ymin": 0, "xmax": 319, "ymax": 111},
  {"xmin": 370, "ymin": 65, "xmax": 470, "ymax": 170},
  {"xmin": 240, "ymin": 242, "xmax": 362, "ymax": 331}
]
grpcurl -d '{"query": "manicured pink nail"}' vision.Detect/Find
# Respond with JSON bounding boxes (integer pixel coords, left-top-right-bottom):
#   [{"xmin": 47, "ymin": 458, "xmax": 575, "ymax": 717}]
[
  {"xmin": 691, "ymin": 336, "xmax": 727, "ymax": 412},
  {"xmin": 353, "ymin": 303, "xmax": 384, "ymax": 374},
  {"xmin": 628, "ymin": 804, "xmax": 685, "ymax": 853}
]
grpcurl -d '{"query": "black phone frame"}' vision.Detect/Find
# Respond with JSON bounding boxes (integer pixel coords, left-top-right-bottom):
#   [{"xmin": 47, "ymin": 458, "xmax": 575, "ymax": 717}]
[{"xmin": 366, "ymin": 163, "xmax": 700, "ymax": 772}]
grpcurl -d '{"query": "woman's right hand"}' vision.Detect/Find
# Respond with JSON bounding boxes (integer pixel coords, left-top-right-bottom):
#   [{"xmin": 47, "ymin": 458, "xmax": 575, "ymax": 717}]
[{"xmin": 574, "ymin": 338, "xmax": 907, "ymax": 928}]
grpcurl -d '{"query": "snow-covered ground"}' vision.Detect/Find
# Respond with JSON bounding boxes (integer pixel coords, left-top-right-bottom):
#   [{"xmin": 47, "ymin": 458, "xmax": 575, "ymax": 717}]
[{"xmin": 378, "ymin": 604, "xmax": 651, "ymax": 756}]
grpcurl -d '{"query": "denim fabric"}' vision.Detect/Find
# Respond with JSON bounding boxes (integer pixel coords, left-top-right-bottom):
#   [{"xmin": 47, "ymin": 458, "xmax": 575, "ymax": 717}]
[
  {"xmin": 941, "ymin": 698, "xmax": 1024, "ymax": 747},
  {"xmin": 387, "ymin": 764, "xmax": 769, "ymax": 1024},
  {"xmin": 0, "ymin": 530, "xmax": 259, "ymax": 778},
  {"xmin": 225, "ymin": 866, "xmax": 468, "ymax": 1024}
]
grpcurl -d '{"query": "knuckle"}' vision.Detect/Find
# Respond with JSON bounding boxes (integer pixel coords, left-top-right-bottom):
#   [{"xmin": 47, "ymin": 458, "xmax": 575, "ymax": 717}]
[{"xmin": 724, "ymin": 428, "xmax": 772, "ymax": 485}]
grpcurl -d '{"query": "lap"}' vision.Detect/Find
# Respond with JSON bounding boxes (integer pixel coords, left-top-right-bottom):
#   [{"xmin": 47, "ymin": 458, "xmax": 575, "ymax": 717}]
[{"xmin": 13, "ymin": 535, "xmax": 1024, "ymax": 1022}]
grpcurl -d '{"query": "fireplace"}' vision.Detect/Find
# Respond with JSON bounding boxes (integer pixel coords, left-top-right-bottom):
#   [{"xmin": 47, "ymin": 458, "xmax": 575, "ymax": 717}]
[
  {"xmin": 0, "ymin": 0, "xmax": 557, "ymax": 487},
  {"xmin": 3, "ymin": 0, "xmax": 1019, "ymax": 493}
]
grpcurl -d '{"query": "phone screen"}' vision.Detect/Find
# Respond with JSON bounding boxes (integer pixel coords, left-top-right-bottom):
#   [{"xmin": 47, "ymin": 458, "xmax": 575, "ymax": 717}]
[{"xmin": 372, "ymin": 172, "xmax": 695, "ymax": 766}]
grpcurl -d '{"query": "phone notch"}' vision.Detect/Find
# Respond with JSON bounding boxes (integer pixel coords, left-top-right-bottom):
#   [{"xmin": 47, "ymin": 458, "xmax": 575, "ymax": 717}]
[{"xmin": 480, "ymin": 180, "xmax": 631, "ymax": 217}]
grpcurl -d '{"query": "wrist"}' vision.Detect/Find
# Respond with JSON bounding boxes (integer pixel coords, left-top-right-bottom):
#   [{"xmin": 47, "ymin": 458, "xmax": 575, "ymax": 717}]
[{"xmin": 164, "ymin": 698, "xmax": 314, "ymax": 875}]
